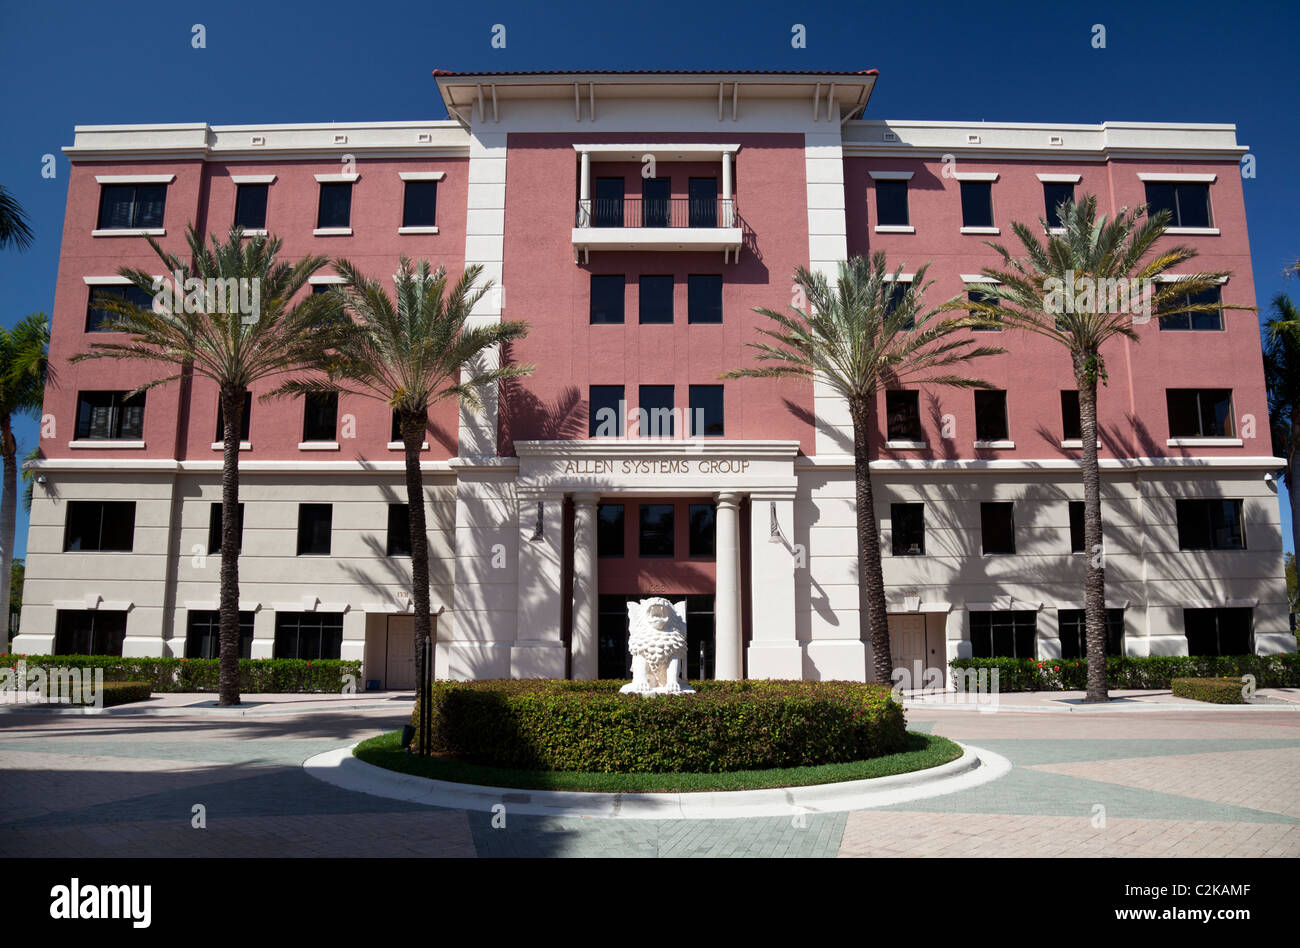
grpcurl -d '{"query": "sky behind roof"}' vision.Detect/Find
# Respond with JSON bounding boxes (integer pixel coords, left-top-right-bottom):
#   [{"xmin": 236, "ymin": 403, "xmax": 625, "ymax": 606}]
[{"xmin": 1, "ymin": 0, "xmax": 1297, "ymax": 560}]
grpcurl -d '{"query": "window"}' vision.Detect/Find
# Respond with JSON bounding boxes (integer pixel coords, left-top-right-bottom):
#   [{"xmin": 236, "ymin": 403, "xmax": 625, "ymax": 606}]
[
  {"xmin": 875, "ymin": 179, "xmax": 909, "ymax": 227},
  {"xmin": 1144, "ymin": 182, "xmax": 1212, "ymax": 229},
  {"xmin": 638, "ymin": 385, "xmax": 675, "ymax": 438},
  {"xmin": 302, "ymin": 392, "xmax": 338, "ymax": 442},
  {"xmin": 401, "ymin": 180, "xmax": 437, "ymax": 228},
  {"xmin": 54, "ymin": 611, "xmax": 126, "ymax": 656},
  {"xmin": 689, "ymin": 385, "xmax": 725, "ymax": 437},
  {"xmin": 274, "ymin": 612, "xmax": 343, "ymax": 660},
  {"xmin": 1176, "ymin": 499, "xmax": 1245, "ymax": 551},
  {"xmin": 296, "ymin": 503, "xmax": 333, "ymax": 556},
  {"xmin": 1158, "ymin": 286, "xmax": 1223, "ymax": 331},
  {"xmin": 642, "ymin": 178, "xmax": 670, "ymax": 228},
  {"xmin": 75, "ymin": 391, "xmax": 144, "ymax": 440},
  {"xmin": 316, "ymin": 182, "xmax": 352, "ymax": 229},
  {"xmin": 969, "ymin": 611, "xmax": 1036, "ymax": 658},
  {"xmin": 640, "ymin": 504, "xmax": 674, "ymax": 557},
  {"xmin": 234, "ymin": 183, "xmax": 268, "ymax": 229},
  {"xmin": 64, "ymin": 501, "xmax": 135, "ymax": 552},
  {"xmin": 207, "ymin": 502, "xmax": 245, "ymax": 555},
  {"xmin": 1167, "ymin": 389, "xmax": 1233, "ymax": 438},
  {"xmin": 974, "ymin": 390, "xmax": 1009, "ymax": 442},
  {"xmin": 886, "ymin": 391, "xmax": 922, "ymax": 441},
  {"xmin": 1042, "ymin": 182, "xmax": 1074, "ymax": 229},
  {"xmin": 86, "ymin": 284, "xmax": 152, "ymax": 332},
  {"xmin": 97, "ymin": 183, "xmax": 166, "ymax": 230},
  {"xmin": 688, "ymin": 177, "xmax": 717, "ymax": 227},
  {"xmin": 597, "ymin": 504, "xmax": 624, "ymax": 557},
  {"xmin": 639, "ymin": 275, "xmax": 673, "ymax": 324},
  {"xmin": 1184, "ymin": 607, "xmax": 1252, "ymax": 656},
  {"xmin": 689, "ymin": 504, "xmax": 715, "ymax": 557},
  {"xmin": 594, "ymin": 177, "xmax": 624, "ymax": 227},
  {"xmin": 883, "ymin": 280, "xmax": 913, "ymax": 329},
  {"xmin": 891, "ymin": 503, "xmax": 925, "ymax": 556},
  {"xmin": 1069, "ymin": 501, "xmax": 1085, "ymax": 554},
  {"xmin": 967, "ymin": 287, "xmax": 1001, "ymax": 331},
  {"xmin": 215, "ymin": 392, "xmax": 252, "ymax": 442},
  {"xmin": 589, "ymin": 385, "xmax": 625, "ymax": 437},
  {"xmin": 1057, "ymin": 609, "xmax": 1125, "ymax": 659},
  {"xmin": 981, "ymin": 502, "xmax": 1015, "ymax": 554},
  {"xmin": 590, "ymin": 274, "xmax": 625, "ymax": 324},
  {"xmin": 959, "ymin": 181, "xmax": 994, "ymax": 228},
  {"xmin": 185, "ymin": 610, "xmax": 254, "ymax": 659},
  {"xmin": 688, "ymin": 274, "xmax": 722, "ymax": 324},
  {"xmin": 386, "ymin": 504, "xmax": 411, "ymax": 556},
  {"xmin": 1061, "ymin": 390, "xmax": 1082, "ymax": 441}
]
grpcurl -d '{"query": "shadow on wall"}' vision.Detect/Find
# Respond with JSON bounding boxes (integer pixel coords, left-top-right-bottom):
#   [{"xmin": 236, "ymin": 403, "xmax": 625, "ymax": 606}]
[{"xmin": 498, "ymin": 342, "xmax": 587, "ymax": 449}]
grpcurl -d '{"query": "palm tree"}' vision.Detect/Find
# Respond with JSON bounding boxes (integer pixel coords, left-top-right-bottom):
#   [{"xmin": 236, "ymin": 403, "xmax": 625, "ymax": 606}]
[
  {"xmin": 966, "ymin": 195, "xmax": 1235, "ymax": 701},
  {"xmin": 0, "ymin": 314, "xmax": 49, "ymax": 652},
  {"xmin": 0, "ymin": 185, "xmax": 35, "ymax": 251},
  {"xmin": 72, "ymin": 225, "xmax": 348, "ymax": 705},
  {"xmin": 1264, "ymin": 294, "xmax": 1300, "ymax": 572},
  {"xmin": 725, "ymin": 253, "xmax": 1004, "ymax": 684},
  {"xmin": 283, "ymin": 257, "xmax": 532, "ymax": 691}
]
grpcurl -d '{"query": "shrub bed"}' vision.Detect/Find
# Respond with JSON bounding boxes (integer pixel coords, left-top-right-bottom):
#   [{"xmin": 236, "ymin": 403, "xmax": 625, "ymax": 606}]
[
  {"xmin": 950, "ymin": 654, "xmax": 1300, "ymax": 693},
  {"xmin": 0, "ymin": 655, "xmax": 360, "ymax": 694},
  {"xmin": 411, "ymin": 679, "xmax": 907, "ymax": 774},
  {"xmin": 1171, "ymin": 677, "xmax": 1249, "ymax": 704}
]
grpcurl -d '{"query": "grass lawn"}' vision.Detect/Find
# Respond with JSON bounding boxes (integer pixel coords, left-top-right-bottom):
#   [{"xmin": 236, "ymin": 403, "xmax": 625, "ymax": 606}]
[{"xmin": 353, "ymin": 730, "xmax": 963, "ymax": 793}]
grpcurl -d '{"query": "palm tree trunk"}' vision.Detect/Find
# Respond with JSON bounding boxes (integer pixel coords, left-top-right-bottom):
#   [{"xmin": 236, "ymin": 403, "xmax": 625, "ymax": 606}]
[
  {"xmin": 850, "ymin": 398, "xmax": 892, "ymax": 683},
  {"xmin": 401, "ymin": 409, "xmax": 433, "ymax": 704},
  {"xmin": 1076, "ymin": 360, "xmax": 1109, "ymax": 703},
  {"xmin": 217, "ymin": 387, "xmax": 243, "ymax": 706},
  {"xmin": 1289, "ymin": 424, "xmax": 1300, "ymax": 610},
  {"xmin": 0, "ymin": 416, "xmax": 16, "ymax": 654}
]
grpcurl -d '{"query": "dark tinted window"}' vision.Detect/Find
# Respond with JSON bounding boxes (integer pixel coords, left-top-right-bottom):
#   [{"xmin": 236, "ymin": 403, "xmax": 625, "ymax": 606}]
[
  {"xmin": 1069, "ymin": 501, "xmax": 1085, "ymax": 553},
  {"xmin": 639, "ymin": 275, "xmax": 673, "ymax": 323},
  {"xmin": 86, "ymin": 284, "xmax": 153, "ymax": 332},
  {"xmin": 597, "ymin": 504, "xmax": 624, "ymax": 557},
  {"xmin": 208, "ymin": 502, "xmax": 244, "ymax": 555},
  {"xmin": 639, "ymin": 504, "xmax": 674, "ymax": 557},
  {"xmin": 54, "ymin": 610, "xmax": 126, "ymax": 656},
  {"xmin": 967, "ymin": 288, "xmax": 1001, "ymax": 331},
  {"xmin": 215, "ymin": 391, "xmax": 252, "ymax": 442},
  {"xmin": 959, "ymin": 181, "xmax": 993, "ymax": 228},
  {"xmin": 891, "ymin": 503, "xmax": 925, "ymax": 556},
  {"xmin": 1058, "ymin": 608, "xmax": 1125, "ymax": 658},
  {"xmin": 1061, "ymin": 390, "xmax": 1082, "ymax": 441},
  {"xmin": 1043, "ymin": 182, "xmax": 1074, "ymax": 228},
  {"xmin": 64, "ymin": 501, "xmax": 135, "ymax": 552},
  {"xmin": 886, "ymin": 390, "xmax": 922, "ymax": 441},
  {"xmin": 1158, "ymin": 286, "xmax": 1223, "ymax": 331},
  {"xmin": 974, "ymin": 390, "xmax": 1009, "ymax": 442},
  {"xmin": 274, "ymin": 612, "xmax": 343, "ymax": 660},
  {"xmin": 1144, "ymin": 182, "xmax": 1212, "ymax": 229},
  {"xmin": 589, "ymin": 385, "xmax": 625, "ymax": 437},
  {"xmin": 594, "ymin": 177, "xmax": 624, "ymax": 227},
  {"xmin": 590, "ymin": 274, "xmax": 625, "ymax": 324},
  {"xmin": 981, "ymin": 502, "xmax": 1015, "ymax": 554},
  {"xmin": 386, "ymin": 504, "xmax": 411, "ymax": 556},
  {"xmin": 76, "ymin": 391, "xmax": 144, "ymax": 440},
  {"xmin": 316, "ymin": 182, "xmax": 352, "ymax": 228},
  {"xmin": 296, "ymin": 503, "xmax": 333, "ymax": 556},
  {"xmin": 1176, "ymin": 499, "xmax": 1245, "ymax": 550},
  {"xmin": 639, "ymin": 385, "xmax": 675, "ymax": 438},
  {"xmin": 689, "ymin": 504, "xmax": 715, "ymax": 557},
  {"xmin": 234, "ymin": 183, "xmax": 268, "ymax": 229},
  {"xmin": 185, "ymin": 610, "xmax": 254, "ymax": 659},
  {"xmin": 1167, "ymin": 389, "xmax": 1233, "ymax": 438},
  {"xmin": 302, "ymin": 392, "xmax": 338, "ymax": 441},
  {"xmin": 97, "ymin": 184, "xmax": 166, "ymax": 229},
  {"xmin": 402, "ymin": 180, "xmax": 437, "ymax": 228},
  {"xmin": 689, "ymin": 385, "xmax": 725, "ymax": 437},
  {"xmin": 688, "ymin": 274, "xmax": 722, "ymax": 324},
  {"xmin": 875, "ymin": 179, "xmax": 909, "ymax": 227},
  {"xmin": 969, "ymin": 611, "xmax": 1036, "ymax": 658},
  {"xmin": 883, "ymin": 281, "xmax": 913, "ymax": 329},
  {"xmin": 642, "ymin": 178, "xmax": 670, "ymax": 227},
  {"xmin": 689, "ymin": 177, "xmax": 717, "ymax": 227},
  {"xmin": 1184, "ymin": 607, "xmax": 1252, "ymax": 656}
]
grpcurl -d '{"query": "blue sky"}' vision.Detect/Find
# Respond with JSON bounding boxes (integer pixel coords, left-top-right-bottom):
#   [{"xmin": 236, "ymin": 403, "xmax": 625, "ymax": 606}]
[{"xmin": 1, "ymin": 0, "xmax": 1298, "ymax": 559}]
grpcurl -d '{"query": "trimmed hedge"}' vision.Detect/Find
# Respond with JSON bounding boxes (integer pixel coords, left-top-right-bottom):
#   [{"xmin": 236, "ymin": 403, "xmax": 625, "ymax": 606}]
[
  {"xmin": 411, "ymin": 679, "xmax": 907, "ymax": 774},
  {"xmin": 949, "ymin": 653, "xmax": 1300, "ymax": 693},
  {"xmin": 1171, "ymin": 677, "xmax": 1249, "ymax": 704},
  {"xmin": 0, "ymin": 654, "xmax": 361, "ymax": 694}
]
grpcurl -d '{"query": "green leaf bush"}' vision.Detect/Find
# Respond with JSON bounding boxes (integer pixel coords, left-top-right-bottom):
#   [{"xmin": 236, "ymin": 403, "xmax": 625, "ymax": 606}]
[
  {"xmin": 410, "ymin": 679, "xmax": 908, "ymax": 774},
  {"xmin": 1170, "ymin": 677, "xmax": 1249, "ymax": 704},
  {"xmin": 949, "ymin": 653, "xmax": 1300, "ymax": 692},
  {"xmin": 0, "ymin": 654, "xmax": 360, "ymax": 693}
]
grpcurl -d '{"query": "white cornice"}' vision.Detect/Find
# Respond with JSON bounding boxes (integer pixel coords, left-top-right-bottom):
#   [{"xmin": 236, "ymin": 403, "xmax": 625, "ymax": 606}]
[
  {"xmin": 513, "ymin": 439, "xmax": 801, "ymax": 459},
  {"xmin": 27, "ymin": 458, "xmax": 457, "ymax": 474},
  {"xmin": 796, "ymin": 455, "xmax": 1285, "ymax": 472}
]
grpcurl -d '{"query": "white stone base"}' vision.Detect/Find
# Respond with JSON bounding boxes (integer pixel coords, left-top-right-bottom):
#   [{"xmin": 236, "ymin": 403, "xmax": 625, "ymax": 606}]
[
  {"xmin": 122, "ymin": 636, "xmax": 164, "ymax": 658},
  {"xmin": 746, "ymin": 642, "xmax": 804, "ymax": 679},
  {"xmin": 10, "ymin": 633, "xmax": 53, "ymax": 655},
  {"xmin": 803, "ymin": 639, "xmax": 866, "ymax": 681},
  {"xmin": 435, "ymin": 641, "xmax": 512, "ymax": 680},
  {"xmin": 1147, "ymin": 634, "xmax": 1189, "ymax": 656},
  {"xmin": 1257, "ymin": 632, "xmax": 1299, "ymax": 654},
  {"xmin": 510, "ymin": 640, "xmax": 568, "ymax": 678},
  {"xmin": 251, "ymin": 640, "xmax": 273, "ymax": 659}
]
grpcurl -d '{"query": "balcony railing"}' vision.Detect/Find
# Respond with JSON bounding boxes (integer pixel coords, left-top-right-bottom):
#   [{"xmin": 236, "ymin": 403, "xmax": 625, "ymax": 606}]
[{"xmin": 576, "ymin": 196, "xmax": 737, "ymax": 229}]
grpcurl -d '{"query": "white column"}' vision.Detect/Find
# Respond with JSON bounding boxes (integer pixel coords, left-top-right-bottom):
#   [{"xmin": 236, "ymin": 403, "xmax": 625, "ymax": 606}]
[
  {"xmin": 714, "ymin": 492, "xmax": 743, "ymax": 680},
  {"xmin": 721, "ymin": 150, "xmax": 733, "ymax": 226},
  {"xmin": 572, "ymin": 492, "xmax": 599, "ymax": 680},
  {"xmin": 578, "ymin": 150, "xmax": 591, "ymax": 226},
  {"xmin": 513, "ymin": 492, "xmax": 567, "ymax": 678},
  {"xmin": 746, "ymin": 494, "xmax": 802, "ymax": 678}
]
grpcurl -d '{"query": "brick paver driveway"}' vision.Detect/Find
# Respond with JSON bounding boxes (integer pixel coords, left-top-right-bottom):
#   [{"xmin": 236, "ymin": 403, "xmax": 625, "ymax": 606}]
[{"xmin": 1, "ymin": 697, "xmax": 1297, "ymax": 857}]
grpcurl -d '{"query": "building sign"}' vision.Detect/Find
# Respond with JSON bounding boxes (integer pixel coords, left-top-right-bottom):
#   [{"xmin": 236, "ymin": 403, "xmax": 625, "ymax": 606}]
[{"xmin": 561, "ymin": 458, "xmax": 751, "ymax": 476}]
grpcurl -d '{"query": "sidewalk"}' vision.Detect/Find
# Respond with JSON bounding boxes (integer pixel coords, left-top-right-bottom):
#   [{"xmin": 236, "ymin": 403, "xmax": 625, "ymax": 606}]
[
  {"xmin": 0, "ymin": 690, "xmax": 417, "ymax": 717},
  {"xmin": 901, "ymin": 687, "xmax": 1300, "ymax": 713}
]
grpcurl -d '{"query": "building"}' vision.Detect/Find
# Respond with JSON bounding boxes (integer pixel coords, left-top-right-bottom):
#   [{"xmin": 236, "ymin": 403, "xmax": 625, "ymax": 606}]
[{"xmin": 15, "ymin": 69, "xmax": 1295, "ymax": 688}]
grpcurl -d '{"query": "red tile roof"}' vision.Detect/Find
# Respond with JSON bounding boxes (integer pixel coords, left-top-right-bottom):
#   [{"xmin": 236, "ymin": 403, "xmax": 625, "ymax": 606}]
[{"xmin": 433, "ymin": 68, "xmax": 878, "ymax": 78}]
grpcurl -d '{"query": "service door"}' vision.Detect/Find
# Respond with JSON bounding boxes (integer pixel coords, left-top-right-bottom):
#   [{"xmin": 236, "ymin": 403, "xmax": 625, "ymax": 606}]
[
  {"xmin": 385, "ymin": 615, "xmax": 416, "ymax": 690},
  {"xmin": 887, "ymin": 614, "xmax": 928, "ymax": 690}
]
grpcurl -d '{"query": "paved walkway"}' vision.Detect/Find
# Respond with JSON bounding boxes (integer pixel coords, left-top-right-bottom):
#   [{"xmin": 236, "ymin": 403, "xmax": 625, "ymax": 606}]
[{"xmin": 1, "ymin": 693, "xmax": 1297, "ymax": 857}]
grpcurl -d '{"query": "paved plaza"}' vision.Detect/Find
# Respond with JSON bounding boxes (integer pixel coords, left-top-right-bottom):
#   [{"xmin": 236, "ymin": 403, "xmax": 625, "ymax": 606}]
[{"xmin": 1, "ymin": 692, "xmax": 1297, "ymax": 858}]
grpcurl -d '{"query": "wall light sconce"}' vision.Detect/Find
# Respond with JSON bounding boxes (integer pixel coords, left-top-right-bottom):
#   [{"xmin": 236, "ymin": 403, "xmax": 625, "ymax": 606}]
[
  {"xmin": 768, "ymin": 502, "xmax": 782, "ymax": 543},
  {"xmin": 530, "ymin": 501, "xmax": 545, "ymax": 541}
]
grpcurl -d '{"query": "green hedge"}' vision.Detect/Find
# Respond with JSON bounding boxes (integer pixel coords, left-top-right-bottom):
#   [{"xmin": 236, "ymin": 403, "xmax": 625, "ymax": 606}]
[
  {"xmin": 949, "ymin": 653, "xmax": 1300, "ymax": 692},
  {"xmin": 1170, "ymin": 677, "xmax": 1249, "ymax": 704},
  {"xmin": 0, "ymin": 654, "xmax": 361, "ymax": 694},
  {"xmin": 410, "ymin": 679, "xmax": 908, "ymax": 774}
]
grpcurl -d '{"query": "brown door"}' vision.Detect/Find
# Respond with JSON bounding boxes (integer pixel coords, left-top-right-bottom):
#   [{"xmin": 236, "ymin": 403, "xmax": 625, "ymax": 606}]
[{"xmin": 385, "ymin": 615, "xmax": 416, "ymax": 690}]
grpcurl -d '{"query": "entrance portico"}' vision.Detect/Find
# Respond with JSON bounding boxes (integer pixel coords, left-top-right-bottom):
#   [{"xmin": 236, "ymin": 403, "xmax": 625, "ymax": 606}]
[{"xmin": 513, "ymin": 440, "xmax": 803, "ymax": 681}]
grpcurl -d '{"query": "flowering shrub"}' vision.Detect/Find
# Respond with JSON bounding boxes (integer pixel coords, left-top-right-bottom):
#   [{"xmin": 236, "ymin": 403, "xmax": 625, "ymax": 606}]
[{"xmin": 0, "ymin": 654, "xmax": 360, "ymax": 693}]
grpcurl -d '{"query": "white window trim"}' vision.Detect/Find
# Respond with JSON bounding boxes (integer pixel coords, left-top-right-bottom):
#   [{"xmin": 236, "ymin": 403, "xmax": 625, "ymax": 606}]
[
  {"xmin": 1137, "ymin": 173, "xmax": 1217, "ymax": 183},
  {"xmin": 312, "ymin": 227, "xmax": 353, "ymax": 237},
  {"xmin": 1047, "ymin": 227, "xmax": 1067, "ymax": 235},
  {"xmin": 1036, "ymin": 173, "xmax": 1082, "ymax": 184},
  {"xmin": 68, "ymin": 440, "xmax": 146, "ymax": 449},
  {"xmin": 885, "ymin": 274, "xmax": 915, "ymax": 283},
  {"xmin": 960, "ymin": 274, "xmax": 1000, "ymax": 284},
  {"xmin": 95, "ymin": 174, "xmax": 175, "ymax": 184},
  {"xmin": 91, "ymin": 228, "xmax": 165, "ymax": 237},
  {"xmin": 297, "ymin": 441, "xmax": 341, "ymax": 451},
  {"xmin": 397, "ymin": 226, "xmax": 440, "ymax": 235},
  {"xmin": 868, "ymin": 170, "xmax": 914, "ymax": 181},
  {"xmin": 387, "ymin": 441, "xmax": 430, "ymax": 450},
  {"xmin": 1167, "ymin": 437, "xmax": 1243, "ymax": 447},
  {"xmin": 239, "ymin": 229, "xmax": 268, "ymax": 237},
  {"xmin": 1156, "ymin": 274, "xmax": 1229, "ymax": 284},
  {"xmin": 1060, "ymin": 440, "xmax": 1102, "ymax": 449},
  {"xmin": 960, "ymin": 226, "xmax": 1000, "ymax": 235},
  {"xmin": 952, "ymin": 172, "xmax": 999, "ymax": 182},
  {"xmin": 1165, "ymin": 227, "xmax": 1221, "ymax": 236},
  {"xmin": 398, "ymin": 171, "xmax": 446, "ymax": 181},
  {"xmin": 308, "ymin": 275, "xmax": 347, "ymax": 285},
  {"xmin": 314, "ymin": 173, "xmax": 359, "ymax": 183},
  {"xmin": 231, "ymin": 174, "xmax": 276, "ymax": 185},
  {"xmin": 885, "ymin": 440, "xmax": 928, "ymax": 450},
  {"xmin": 973, "ymin": 440, "xmax": 1015, "ymax": 449},
  {"xmin": 874, "ymin": 225, "xmax": 914, "ymax": 234},
  {"xmin": 211, "ymin": 442, "xmax": 252, "ymax": 451},
  {"xmin": 83, "ymin": 275, "xmax": 133, "ymax": 286}
]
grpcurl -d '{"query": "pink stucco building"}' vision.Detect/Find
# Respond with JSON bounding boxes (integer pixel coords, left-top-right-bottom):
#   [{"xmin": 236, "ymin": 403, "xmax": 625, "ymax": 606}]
[{"xmin": 15, "ymin": 69, "xmax": 1293, "ymax": 686}]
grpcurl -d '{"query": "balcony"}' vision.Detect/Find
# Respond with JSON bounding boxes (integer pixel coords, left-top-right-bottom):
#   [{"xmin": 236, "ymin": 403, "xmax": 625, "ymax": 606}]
[{"xmin": 573, "ymin": 196, "xmax": 743, "ymax": 261}]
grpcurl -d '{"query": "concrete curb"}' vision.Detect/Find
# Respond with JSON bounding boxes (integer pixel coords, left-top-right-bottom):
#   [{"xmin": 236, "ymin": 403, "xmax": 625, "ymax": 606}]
[
  {"xmin": 0, "ymin": 699, "xmax": 412, "ymax": 718},
  {"xmin": 303, "ymin": 741, "xmax": 1012, "ymax": 820},
  {"xmin": 901, "ymin": 698, "xmax": 1300, "ymax": 714}
]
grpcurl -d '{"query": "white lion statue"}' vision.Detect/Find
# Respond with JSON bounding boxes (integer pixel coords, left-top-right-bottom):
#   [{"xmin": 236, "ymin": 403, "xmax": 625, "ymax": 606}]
[{"xmin": 620, "ymin": 597, "xmax": 694, "ymax": 695}]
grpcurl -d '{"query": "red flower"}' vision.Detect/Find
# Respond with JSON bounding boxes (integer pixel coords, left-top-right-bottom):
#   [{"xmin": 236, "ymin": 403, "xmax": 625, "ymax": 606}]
[{"xmin": 1053, "ymin": 666, "xmax": 1060, "ymax": 671}]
